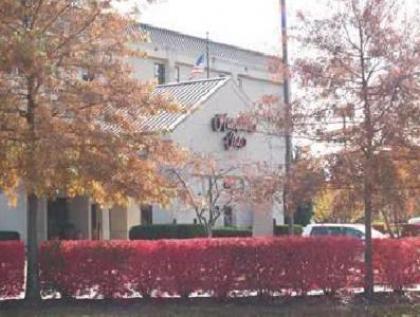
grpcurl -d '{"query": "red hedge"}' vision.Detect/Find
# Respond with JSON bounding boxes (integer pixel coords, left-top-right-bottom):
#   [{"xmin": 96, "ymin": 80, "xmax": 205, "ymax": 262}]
[
  {"xmin": 40, "ymin": 237, "xmax": 369, "ymax": 298},
  {"xmin": 374, "ymin": 238, "xmax": 420, "ymax": 291},
  {"xmin": 3, "ymin": 237, "xmax": 418, "ymax": 300},
  {"xmin": 39, "ymin": 238, "xmax": 420, "ymax": 299},
  {"xmin": 0, "ymin": 241, "xmax": 25, "ymax": 298}
]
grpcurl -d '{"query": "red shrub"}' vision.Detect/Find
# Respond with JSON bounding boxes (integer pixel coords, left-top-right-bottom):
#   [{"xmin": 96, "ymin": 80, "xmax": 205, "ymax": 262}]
[
  {"xmin": 38, "ymin": 237, "xmax": 420, "ymax": 299},
  {"xmin": 0, "ymin": 241, "xmax": 25, "ymax": 298},
  {"xmin": 374, "ymin": 238, "xmax": 420, "ymax": 291},
  {"xmin": 40, "ymin": 241, "xmax": 133, "ymax": 298}
]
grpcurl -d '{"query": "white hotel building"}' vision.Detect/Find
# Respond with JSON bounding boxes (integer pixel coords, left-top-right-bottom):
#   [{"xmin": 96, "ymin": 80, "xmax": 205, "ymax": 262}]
[{"xmin": 0, "ymin": 24, "xmax": 285, "ymax": 242}]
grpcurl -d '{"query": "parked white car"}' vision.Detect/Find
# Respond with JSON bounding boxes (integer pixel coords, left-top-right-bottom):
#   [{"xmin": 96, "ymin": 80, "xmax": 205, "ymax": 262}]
[
  {"xmin": 408, "ymin": 217, "xmax": 420, "ymax": 224},
  {"xmin": 302, "ymin": 224, "xmax": 386, "ymax": 240}
]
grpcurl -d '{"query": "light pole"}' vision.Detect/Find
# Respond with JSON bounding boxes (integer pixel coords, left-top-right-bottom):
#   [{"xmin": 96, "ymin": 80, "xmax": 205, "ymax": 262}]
[{"xmin": 280, "ymin": 0, "xmax": 294, "ymax": 234}]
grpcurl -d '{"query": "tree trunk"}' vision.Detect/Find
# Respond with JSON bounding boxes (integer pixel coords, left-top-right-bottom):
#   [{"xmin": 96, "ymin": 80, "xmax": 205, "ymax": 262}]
[
  {"xmin": 26, "ymin": 193, "xmax": 41, "ymax": 301},
  {"xmin": 207, "ymin": 226, "xmax": 213, "ymax": 238},
  {"xmin": 381, "ymin": 208, "xmax": 394, "ymax": 239},
  {"xmin": 358, "ymin": 19, "xmax": 375, "ymax": 298},
  {"xmin": 288, "ymin": 209, "xmax": 295, "ymax": 235},
  {"xmin": 363, "ymin": 177, "xmax": 374, "ymax": 298}
]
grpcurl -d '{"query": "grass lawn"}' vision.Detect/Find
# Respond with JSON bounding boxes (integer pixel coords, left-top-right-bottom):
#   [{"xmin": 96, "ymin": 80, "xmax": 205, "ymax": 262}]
[{"xmin": 1, "ymin": 296, "xmax": 420, "ymax": 317}]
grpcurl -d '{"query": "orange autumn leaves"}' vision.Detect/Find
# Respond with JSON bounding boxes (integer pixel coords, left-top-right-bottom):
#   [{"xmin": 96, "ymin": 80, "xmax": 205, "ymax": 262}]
[{"xmin": 0, "ymin": 0, "xmax": 184, "ymax": 206}]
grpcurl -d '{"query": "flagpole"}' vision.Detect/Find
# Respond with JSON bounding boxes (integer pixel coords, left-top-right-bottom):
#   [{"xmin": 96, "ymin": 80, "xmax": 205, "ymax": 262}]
[
  {"xmin": 280, "ymin": 0, "xmax": 294, "ymax": 234},
  {"xmin": 206, "ymin": 31, "xmax": 210, "ymax": 79}
]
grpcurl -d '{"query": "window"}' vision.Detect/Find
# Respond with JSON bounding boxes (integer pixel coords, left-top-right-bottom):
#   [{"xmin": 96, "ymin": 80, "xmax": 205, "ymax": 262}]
[
  {"xmin": 344, "ymin": 227, "xmax": 364, "ymax": 239},
  {"xmin": 140, "ymin": 205, "xmax": 153, "ymax": 225},
  {"xmin": 154, "ymin": 63, "xmax": 166, "ymax": 84},
  {"xmin": 237, "ymin": 76, "xmax": 243, "ymax": 88},
  {"xmin": 311, "ymin": 226, "xmax": 362, "ymax": 238},
  {"xmin": 47, "ymin": 198, "xmax": 70, "ymax": 240},
  {"xmin": 175, "ymin": 65, "xmax": 180, "ymax": 82},
  {"xmin": 328, "ymin": 227, "xmax": 344, "ymax": 236},
  {"xmin": 310, "ymin": 226, "xmax": 329, "ymax": 236},
  {"xmin": 223, "ymin": 206, "xmax": 233, "ymax": 227},
  {"xmin": 91, "ymin": 204, "xmax": 102, "ymax": 240}
]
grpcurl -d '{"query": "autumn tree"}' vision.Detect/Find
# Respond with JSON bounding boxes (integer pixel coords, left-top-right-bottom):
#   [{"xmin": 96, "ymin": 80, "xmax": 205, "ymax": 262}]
[
  {"xmin": 0, "ymin": 0, "xmax": 183, "ymax": 300},
  {"xmin": 168, "ymin": 154, "xmax": 244, "ymax": 237},
  {"xmin": 243, "ymin": 97, "xmax": 325, "ymax": 231},
  {"xmin": 293, "ymin": 0, "xmax": 420, "ymax": 296},
  {"xmin": 317, "ymin": 148, "xmax": 420, "ymax": 237}
]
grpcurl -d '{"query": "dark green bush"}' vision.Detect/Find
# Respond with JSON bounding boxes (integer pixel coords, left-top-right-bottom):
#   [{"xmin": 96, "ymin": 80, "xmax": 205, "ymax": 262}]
[
  {"xmin": 213, "ymin": 227, "xmax": 252, "ymax": 238},
  {"xmin": 129, "ymin": 225, "xmax": 255, "ymax": 240},
  {"xmin": 273, "ymin": 225, "xmax": 303, "ymax": 236},
  {"xmin": 129, "ymin": 224, "xmax": 206, "ymax": 240},
  {"xmin": 0, "ymin": 231, "xmax": 20, "ymax": 241}
]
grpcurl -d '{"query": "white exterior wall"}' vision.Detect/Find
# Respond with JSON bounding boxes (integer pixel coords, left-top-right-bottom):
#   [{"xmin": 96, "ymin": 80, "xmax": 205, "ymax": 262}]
[
  {"xmin": 126, "ymin": 199, "xmax": 140, "ymax": 232},
  {"xmin": 131, "ymin": 40, "xmax": 282, "ymax": 103},
  {"xmin": 109, "ymin": 205, "xmax": 128, "ymax": 239},
  {"xmin": 128, "ymin": 27, "xmax": 286, "ymax": 233},
  {"xmin": 0, "ymin": 191, "xmax": 27, "ymax": 242},
  {"xmin": 0, "ymin": 191, "xmax": 48, "ymax": 244},
  {"xmin": 151, "ymin": 80, "xmax": 285, "ymax": 232}
]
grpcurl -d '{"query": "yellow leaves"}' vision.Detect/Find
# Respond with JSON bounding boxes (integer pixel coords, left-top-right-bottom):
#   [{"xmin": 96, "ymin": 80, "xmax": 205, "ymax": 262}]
[
  {"xmin": 313, "ymin": 189, "xmax": 340, "ymax": 223},
  {"xmin": 89, "ymin": 181, "xmax": 107, "ymax": 204},
  {"xmin": 0, "ymin": 0, "xmax": 188, "ymax": 210}
]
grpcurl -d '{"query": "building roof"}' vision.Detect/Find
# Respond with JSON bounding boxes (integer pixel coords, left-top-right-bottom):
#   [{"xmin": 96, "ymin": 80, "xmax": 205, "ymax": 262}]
[
  {"xmin": 138, "ymin": 77, "xmax": 231, "ymax": 133},
  {"xmin": 138, "ymin": 23, "xmax": 278, "ymax": 68}
]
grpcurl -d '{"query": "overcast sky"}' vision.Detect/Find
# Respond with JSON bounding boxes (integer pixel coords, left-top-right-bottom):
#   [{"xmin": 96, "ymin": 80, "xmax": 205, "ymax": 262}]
[
  {"xmin": 136, "ymin": 0, "xmax": 300, "ymax": 55},
  {"xmin": 133, "ymin": 0, "xmax": 420, "ymax": 55}
]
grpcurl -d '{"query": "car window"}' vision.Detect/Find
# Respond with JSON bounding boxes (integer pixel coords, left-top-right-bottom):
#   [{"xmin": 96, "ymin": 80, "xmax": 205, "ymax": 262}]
[
  {"xmin": 310, "ymin": 226, "xmax": 353, "ymax": 237},
  {"xmin": 310, "ymin": 226, "xmax": 329, "ymax": 236},
  {"xmin": 344, "ymin": 227, "xmax": 364, "ymax": 239},
  {"xmin": 328, "ymin": 227, "xmax": 344, "ymax": 236}
]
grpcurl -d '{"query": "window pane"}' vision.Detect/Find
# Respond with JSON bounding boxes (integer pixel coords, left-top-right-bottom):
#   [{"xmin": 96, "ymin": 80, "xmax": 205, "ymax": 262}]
[
  {"xmin": 140, "ymin": 205, "xmax": 153, "ymax": 225},
  {"xmin": 223, "ymin": 206, "xmax": 233, "ymax": 226},
  {"xmin": 344, "ymin": 227, "xmax": 364, "ymax": 238},
  {"xmin": 175, "ymin": 66, "xmax": 180, "ymax": 82},
  {"xmin": 310, "ymin": 226, "xmax": 329, "ymax": 236},
  {"xmin": 154, "ymin": 63, "xmax": 165, "ymax": 84},
  {"xmin": 328, "ymin": 227, "xmax": 344, "ymax": 236}
]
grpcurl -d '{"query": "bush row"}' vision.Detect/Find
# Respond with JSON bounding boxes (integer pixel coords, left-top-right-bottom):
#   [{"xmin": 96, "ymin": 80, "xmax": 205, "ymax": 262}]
[
  {"xmin": 39, "ymin": 238, "xmax": 420, "ymax": 299},
  {"xmin": 129, "ymin": 224, "xmax": 303, "ymax": 240},
  {"xmin": 3, "ymin": 237, "xmax": 418, "ymax": 299},
  {"xmin": 0, "ymin": 241, "xmax": 25, "ymax": 298},
  {"xmin": 129, "ymin": 224, "xmax": 206, "ymax": 240},
  {"xmin": 274, "ymin": 225, "xmax": 303, "ymax": 236}
]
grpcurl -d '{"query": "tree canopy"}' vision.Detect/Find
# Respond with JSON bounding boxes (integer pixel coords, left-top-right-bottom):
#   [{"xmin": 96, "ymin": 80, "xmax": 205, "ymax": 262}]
[
  {"xmin": 293, "ymin": 0, "xmax": 420, "ymax": 295},
  {"xmin": 0, "ymin": 0, "xmax": 184, "ymax": 206},
  {"xmin": 0, "ymin": 0, "xmax": 185, "ymax": 300}
]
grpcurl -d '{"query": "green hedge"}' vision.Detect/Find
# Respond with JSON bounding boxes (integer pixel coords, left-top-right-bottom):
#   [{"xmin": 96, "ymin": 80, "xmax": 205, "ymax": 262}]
[
  {"xmin": 213, "ymin": 227, "xmax": 252, "ymax": 238},
  {"xmin": 129, "ymin": 225, "xmax": 254, "ymax": 240},
  {"xmin": 129, "ymin": 224, "xmax": 302, "ymax": 240},
  {"xmin": 129, "ymin": 224, "xmax": 206, "ymax": 240},
  {"xmin": 273, "ymin": 225, "xmax": 303, "ymax": 236},
  {"xmin": 0, "ymin": 231, "xmax": 20, "ymax": 241}
]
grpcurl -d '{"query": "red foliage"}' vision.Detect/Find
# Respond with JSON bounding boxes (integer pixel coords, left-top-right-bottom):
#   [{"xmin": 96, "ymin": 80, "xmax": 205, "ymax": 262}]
[
  {"xmin": 374, "ymin": 238, "xmax": 420, "ymax": 291},
  {"xmin": 38, "ymin": 238, "xmax": 420, "ymax": 298},
  {"xmin": 39, "ymin": 237, "xmax": 372, "ymax": 298},
  {"xmin": 39, "ymin": 241, "xmax": 134, "ymax": 298},
  {"xmin": 0, "ymin": 241, "xmax": 25, "ymax": 298}
]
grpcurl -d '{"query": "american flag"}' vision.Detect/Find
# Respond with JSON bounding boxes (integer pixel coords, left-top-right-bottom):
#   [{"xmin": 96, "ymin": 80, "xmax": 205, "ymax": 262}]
[{"xmin": 190, "ymin": 54, "xmax": 205, "ymax": 77}]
